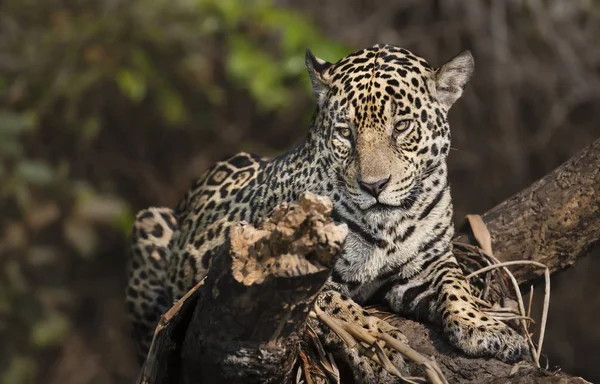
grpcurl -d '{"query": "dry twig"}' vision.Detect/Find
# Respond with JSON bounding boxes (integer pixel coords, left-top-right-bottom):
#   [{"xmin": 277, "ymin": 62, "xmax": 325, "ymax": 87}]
[
  {"xmin": 311, "ymin": 305, "xmax": 448, "ymax": 384},
  {"xmin": 464, "ymin": 215, "xmax": 551, "ymax": 368}
]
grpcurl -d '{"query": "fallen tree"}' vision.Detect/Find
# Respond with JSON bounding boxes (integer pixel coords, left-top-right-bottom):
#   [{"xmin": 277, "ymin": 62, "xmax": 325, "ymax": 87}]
[
  {"xmin": 454, "ymin": 137, "xmax": 600, "ymax": 285},
  {"xmin": 137, "ymin": 138, "xmax": 600, "ymax": 384}
]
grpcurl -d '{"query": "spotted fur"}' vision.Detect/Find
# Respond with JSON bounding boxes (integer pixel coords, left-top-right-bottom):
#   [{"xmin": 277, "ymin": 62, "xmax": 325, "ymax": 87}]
[{"xmin": 126, "ymin": 44, "xmax": 529, "ymax": 374}]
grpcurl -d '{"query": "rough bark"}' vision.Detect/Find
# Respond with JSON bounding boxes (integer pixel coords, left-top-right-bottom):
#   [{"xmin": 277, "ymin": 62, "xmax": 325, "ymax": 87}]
[
  {"xmin": 376, "ymin": 315, "xmax": 590, "ymax": 384},
  {"xmin": 454, "ymin": 137, "xmax": 600, "ymax": 286}
]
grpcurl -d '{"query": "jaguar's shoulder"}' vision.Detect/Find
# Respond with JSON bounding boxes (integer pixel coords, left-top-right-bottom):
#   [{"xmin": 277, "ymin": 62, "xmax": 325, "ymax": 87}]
[{"xmin": 175, "ymin": 151, "xmax": 269, "ymax": 216}]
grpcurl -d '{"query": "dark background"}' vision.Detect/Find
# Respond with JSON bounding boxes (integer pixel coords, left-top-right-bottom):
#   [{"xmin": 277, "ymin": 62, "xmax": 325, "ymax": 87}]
[{"xmin": 1, "ymin": 0, "xmax": 599, "ymax": 382}]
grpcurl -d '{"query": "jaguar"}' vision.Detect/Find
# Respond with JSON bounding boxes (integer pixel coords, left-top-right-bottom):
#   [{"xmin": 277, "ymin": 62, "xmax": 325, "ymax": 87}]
[{"xmin": 126, "ymin": 43, "xmax": 528, "ymax": 382}]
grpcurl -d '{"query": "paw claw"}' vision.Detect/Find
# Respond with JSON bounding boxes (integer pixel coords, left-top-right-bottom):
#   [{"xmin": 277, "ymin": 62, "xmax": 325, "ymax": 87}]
[{"xmin": 444, "ymin": 314, "xmax": 530, "ymax": 363}]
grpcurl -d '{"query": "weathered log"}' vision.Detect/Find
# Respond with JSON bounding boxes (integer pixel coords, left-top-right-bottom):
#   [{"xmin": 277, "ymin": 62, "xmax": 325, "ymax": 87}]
[
  {"xmin": 178, "ymin": 193, "xmax": 347, "ymax": 384},
  {"xmin": 454, "ymin": 137, "xmax": 600, "ymax": 286},
  {"xmin": 383, "ymin": 316, "xmax": 590, "ymax": 384},
  {"xmin": 138, "ymin": 138, "xmax": 600, "ymax": 383}
]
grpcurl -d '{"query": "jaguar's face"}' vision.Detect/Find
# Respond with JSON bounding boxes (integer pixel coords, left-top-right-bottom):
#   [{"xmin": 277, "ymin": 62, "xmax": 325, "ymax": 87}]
[{"xmin": 306, "ymin": 44, "xmax": 474, "ymax": 211}]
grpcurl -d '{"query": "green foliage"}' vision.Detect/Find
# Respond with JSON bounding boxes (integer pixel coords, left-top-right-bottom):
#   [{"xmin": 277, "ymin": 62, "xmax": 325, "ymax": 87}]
[
  {"xmin": 30, "ymin": 311, "xmax": 70, "ymax": 347},
  {"xmin": 0, "ymin": 0, "xmax": 349, "ymax": 222},
  {"xmin": 1, "ymin": 355, "xmax": 36, "ymax": 384},
  {"xmin": 0, "ymin": 0, "xmax": 350, "ymax": 220},
  {"xmin": 2, "ymin": 0, "xmax": 348, "ymax": 130},
  {"xmin": 0, "ymin": 0, "xmax": 348, "ymax": 380},
  {"xmin": 116, "ymin": 70, "xmax": 147, "ymax": 103},
  {"xmin": 220, "ymin": 3, "xmax": 348, "ymax": 109}
]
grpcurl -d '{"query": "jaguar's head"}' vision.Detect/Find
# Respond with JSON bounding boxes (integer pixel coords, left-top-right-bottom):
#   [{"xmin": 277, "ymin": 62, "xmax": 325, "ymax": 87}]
[{"xmin": 306, "ymin": 44, "xmax": 474, "ymax": 211}]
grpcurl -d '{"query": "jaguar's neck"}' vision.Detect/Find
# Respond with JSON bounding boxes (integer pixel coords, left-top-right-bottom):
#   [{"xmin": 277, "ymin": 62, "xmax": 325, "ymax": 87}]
[
  {"xmin": 259, "ymin": 130, "xmax": 327, "ymax": 210},
  {"xmin": 269, "ymin": 138, "xmax": 323, "ymax": 187}
]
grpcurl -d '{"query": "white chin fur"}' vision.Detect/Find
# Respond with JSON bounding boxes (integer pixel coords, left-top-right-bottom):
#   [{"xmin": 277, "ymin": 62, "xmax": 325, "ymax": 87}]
[
  {"xmin": 355, "ymin": 188, "xmax": 413, "ymax": 211},
  {"xmin": 358, "ymin": 199, "xmax": 377, "ymax": 210}
]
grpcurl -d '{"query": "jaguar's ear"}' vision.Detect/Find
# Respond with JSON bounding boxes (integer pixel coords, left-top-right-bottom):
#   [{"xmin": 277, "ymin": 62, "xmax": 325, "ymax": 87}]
[
  {"xmin": 305, "ymin": 49, "xmax": 332, "ymax": 100},
  {"xmin": 435, "ymin": 51, "xmax": 474, "ymax": 110}
]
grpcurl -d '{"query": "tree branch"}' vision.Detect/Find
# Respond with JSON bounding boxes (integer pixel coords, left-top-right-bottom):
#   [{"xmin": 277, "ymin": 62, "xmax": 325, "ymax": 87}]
[{"xmin": 454, "ymin": 137, "xmax": 600, "ymax": 286}]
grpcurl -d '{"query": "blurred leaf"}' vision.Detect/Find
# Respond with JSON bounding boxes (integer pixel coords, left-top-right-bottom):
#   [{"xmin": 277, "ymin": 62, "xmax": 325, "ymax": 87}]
[
  {"xmin": 0, "ymin": 76, "xmax": 7, "ymax": 93},
  {"xmin": 0, "ymin": 110, "xmax": 36, "ymax": 136},
  {"xmin": 0, "ymin": 137, "xmax": 24, "ymax": 157},
  {"xmin": 25, "ymin": 202, "xmax": 60, "ymax": 230},
  {"xmin": 204, "ymin": 83, "xmax": 226, "ymax": 105},
  {"xmin": 158, "ymin": 87, "xmax": 187, "ymax": 124},
  {"xmin": 112, "ymin": 208, "xmax": 136, "ymax": 235},
  {"xmin": 82, "ymin": 116, "xmax": 101, "ymax": 142},
  {"xmin": 12, "ymin": 181, "xmax": 33, "ymax": 212},
  {"xmin": 15, "ymin": 161, "xmax": 54, "ymax": 186},
  {"xmin": 281, "ymin": 55, "xmax": 306, "ymax": 77},
  {"xmin": 5, "ymin": 260, "xmax": 28, "ymax": 294},
  {"xmin": 227, "ymin": 37, "xmax": 289, "ymax": 110},
  {"xmin": 30, "ymin": 311, "xmax": 69, "ymax": 347},
  {"xmin": 63, "ymin": 218, "xmax": 98, "ymax": 258},
  {"xmin": 201, "ymin": 0, "xmax": 245, "ymax": 26},
  {"xmin": 131, "ymin": 49, "xmax": 155, "ymax": 77},
  {"xmin": 75, "ymin": 193, "xmax": 130, "ymax": 224},
  {"xmin": 27, "ymin": 247, "xmax": 60, "ymax": 267},
  {"xmin": 1, "ymin": 355, "xmax": 35, "ymax": 384},
  {"xmin": 116, "ymin": 69, "xmax": 147, "ymax": 102},
  {"xmin": 261, "ymin": 8, "xmax": 350, "ymax": 64},
  {"xmin": 199, "ymin": 14, "xmax": 221, "ymax": 34}
]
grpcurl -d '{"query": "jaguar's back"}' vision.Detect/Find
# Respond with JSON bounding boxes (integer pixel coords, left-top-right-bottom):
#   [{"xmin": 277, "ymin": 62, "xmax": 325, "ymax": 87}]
[{"xmin": 126, "ymin": 44, "xmax": 528, "ymax": 373}]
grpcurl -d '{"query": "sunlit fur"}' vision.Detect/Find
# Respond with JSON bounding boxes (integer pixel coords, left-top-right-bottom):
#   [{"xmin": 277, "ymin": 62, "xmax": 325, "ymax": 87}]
[
  {"xmin": 126, "ymin": 45, "xmax": 529, "ymax": 375},
  {"xmin": 313, "ymin": 49, "xmax": 449, "ymax": 212}
]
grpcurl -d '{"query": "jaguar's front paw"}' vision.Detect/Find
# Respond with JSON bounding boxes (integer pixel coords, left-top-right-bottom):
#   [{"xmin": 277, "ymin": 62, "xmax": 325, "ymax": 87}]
[
  {"xmin": 444, "ymin": 311, "xmax": 530, "ymax": 363},
  {"xmin": 313, "ymin": 290, "xmax": 407, "ymax": 383}
]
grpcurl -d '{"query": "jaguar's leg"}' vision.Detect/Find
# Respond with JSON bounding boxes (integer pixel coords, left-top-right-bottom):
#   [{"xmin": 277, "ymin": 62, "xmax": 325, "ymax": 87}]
[
  {"xmin": 126, "ymin": 207, "xmax": 177, "ymax": 361},
  {"xmin": 312, "ymin": 290, "xmax": 407, "ymax": 384},
  {"xmin": 383, "ymin": 251, "xmax": 529, "ymax": 362}
]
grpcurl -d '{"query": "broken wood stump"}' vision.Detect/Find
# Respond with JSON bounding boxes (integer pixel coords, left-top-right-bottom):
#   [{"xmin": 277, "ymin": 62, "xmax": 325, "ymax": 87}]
[{"xmin": 137, "ymin": 192, "xmax": 348, "ymax": 384}]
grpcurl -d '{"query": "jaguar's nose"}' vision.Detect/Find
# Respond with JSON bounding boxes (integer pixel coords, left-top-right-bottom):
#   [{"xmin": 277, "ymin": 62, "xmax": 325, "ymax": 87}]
[{"xmin": 359, "ymin": 175, "xmax": 391, "ymax": 198}]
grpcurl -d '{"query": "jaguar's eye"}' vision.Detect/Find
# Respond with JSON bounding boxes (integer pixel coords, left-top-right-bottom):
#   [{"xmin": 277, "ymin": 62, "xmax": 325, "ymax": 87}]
[
  {"xmin": 336, "ymin": 126, "xmax": 352, "ymax": 139},
  {"xmin": 394, "ymin": 120, "xmax": 413, "ymax": 134}
]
